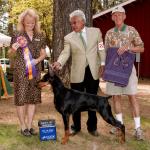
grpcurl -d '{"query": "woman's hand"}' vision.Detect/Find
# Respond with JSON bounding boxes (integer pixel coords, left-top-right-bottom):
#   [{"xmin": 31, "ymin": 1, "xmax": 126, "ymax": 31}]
[
  {"xmin": 32, "ymin": 59, "xmax": 39, "ymax": 65},
  {"xmin": 12, "ymin": 42, "xmax": 20, "ymax": 51}
]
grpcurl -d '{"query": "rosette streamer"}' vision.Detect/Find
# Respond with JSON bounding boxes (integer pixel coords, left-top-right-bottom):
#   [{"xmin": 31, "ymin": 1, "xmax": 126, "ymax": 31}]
[{"xmin": 17, "ymin": 36, "xmax": 37, "ymax": 80}]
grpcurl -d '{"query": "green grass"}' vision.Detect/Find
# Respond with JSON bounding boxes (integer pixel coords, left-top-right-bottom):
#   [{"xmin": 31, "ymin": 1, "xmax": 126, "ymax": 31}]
[
  {"xmin": 0, "ymin": 124, "xmax": 60, "ymax": 150},
  {"xmin": 124, "ymin": 116, "xmax": 150, "ymax": 127},
  {"xmin": 128, "ymin": 140, "xmax": 150, "ymax": 150},
  {"xmin": 0, "ymin": 122, "xmax": 150, "ymax": 150},
  {"xmin": 141, "ymin": 117, "xmax": 150, "ymax": 127}
]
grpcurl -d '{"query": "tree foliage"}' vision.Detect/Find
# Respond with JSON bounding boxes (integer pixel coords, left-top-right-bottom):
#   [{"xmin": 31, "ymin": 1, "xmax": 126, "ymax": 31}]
[
  {"xmin": 92, "ymin": 0, "xmax": 128, "ymax": 14},
  {"xmin": 8, "ymin": 0, "xmax": 53, "ymax": 48},
  {"xmin": 0, "ymin": 0, "xmax": 7, "ymax": 17},
  {"xmin": 4, "ymin": 0, "xmax": 129, "ymax": 49},
  {"xmin": 0, "ymin": 0, "xmax": 9, "ymax": 34}
]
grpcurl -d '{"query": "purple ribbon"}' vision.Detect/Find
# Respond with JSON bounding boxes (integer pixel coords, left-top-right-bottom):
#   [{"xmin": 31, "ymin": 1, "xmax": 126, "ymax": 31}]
[{"xmin": 17, "ymin": 36, "xmax": 37, "ymax": 79}]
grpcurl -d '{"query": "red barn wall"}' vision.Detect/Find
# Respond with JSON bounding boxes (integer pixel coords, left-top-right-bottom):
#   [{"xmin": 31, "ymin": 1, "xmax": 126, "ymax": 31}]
[{"xmin": 93, "ymin": 0, "xmax": 150, "ymax": 78}]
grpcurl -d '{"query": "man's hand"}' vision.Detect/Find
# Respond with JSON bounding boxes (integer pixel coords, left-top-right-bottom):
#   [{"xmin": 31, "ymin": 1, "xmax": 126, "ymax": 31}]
[
  {"xmin": 117, "ymin": 45, "xmax": 128, "ymax": 55},
  {"xmin": 52, "ymin": 62, "xmax": 62, "ymax": 71},
  {"xmin": 99, "ymin": 65, "xmax": 105, "ymax": 77}
]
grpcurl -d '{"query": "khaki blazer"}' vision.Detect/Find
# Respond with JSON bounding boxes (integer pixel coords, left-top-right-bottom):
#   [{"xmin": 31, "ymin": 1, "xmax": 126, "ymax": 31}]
[{"xmin": 57, "ymin": 27, "xmax": 106, "ymax": 83}]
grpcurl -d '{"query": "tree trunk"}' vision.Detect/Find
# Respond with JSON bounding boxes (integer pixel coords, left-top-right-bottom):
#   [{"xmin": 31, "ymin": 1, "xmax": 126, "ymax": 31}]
[{"xmin": 52, "ymin": 0, "xmax": 92, "ymax": 86}]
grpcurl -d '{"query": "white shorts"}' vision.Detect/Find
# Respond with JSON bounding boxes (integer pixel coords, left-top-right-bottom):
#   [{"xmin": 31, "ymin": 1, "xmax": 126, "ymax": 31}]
[{"xmin": 106, "ymin": 66, "xmax": 138, "ymax": 95}]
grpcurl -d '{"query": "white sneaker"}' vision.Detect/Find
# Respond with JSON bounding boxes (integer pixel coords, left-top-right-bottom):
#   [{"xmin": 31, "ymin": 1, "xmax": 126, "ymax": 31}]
[{"xmin": 134, "ymin": 127, "xmax": 144, "ymax": 141}]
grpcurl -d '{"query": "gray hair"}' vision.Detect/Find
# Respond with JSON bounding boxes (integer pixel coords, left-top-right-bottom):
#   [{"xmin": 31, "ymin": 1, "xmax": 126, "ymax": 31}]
[{"xmin": 69, "ymin": 10, "xmax": 86, "ymax": 23}]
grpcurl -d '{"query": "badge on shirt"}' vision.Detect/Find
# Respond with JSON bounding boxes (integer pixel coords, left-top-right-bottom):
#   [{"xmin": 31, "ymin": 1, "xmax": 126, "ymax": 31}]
[
  {"xmin": 34, "ymin": 38, "xmax": 40, "ymax": 41},
  {"xmin": 98, "ymin": 42, "xmax": 104, "ymax": 51}
]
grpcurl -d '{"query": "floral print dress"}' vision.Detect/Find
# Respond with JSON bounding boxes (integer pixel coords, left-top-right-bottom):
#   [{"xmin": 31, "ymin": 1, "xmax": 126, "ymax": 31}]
[{"xmin": 10, "ymin": 32, "xmax": 46, "ymax": 106}]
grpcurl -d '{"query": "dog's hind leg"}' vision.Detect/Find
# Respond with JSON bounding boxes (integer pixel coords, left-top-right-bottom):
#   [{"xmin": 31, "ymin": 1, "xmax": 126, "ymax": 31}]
[
  {"xmin": 97, "ymin": 103, "xmax": 125, "ymax": 144},
  {"xmin": 61, "ymin": 114, "xmax": 70, "ymax": 144}
]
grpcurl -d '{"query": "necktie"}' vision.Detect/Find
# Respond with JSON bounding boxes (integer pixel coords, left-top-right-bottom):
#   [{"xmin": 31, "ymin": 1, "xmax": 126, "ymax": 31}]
[
  {"xmin": 80, "ymin": 31, "xmax": 86, "ymax": 49},
  {"xmin": 79, "ymin": 31, "xmax": 88, "ymax": 66}
]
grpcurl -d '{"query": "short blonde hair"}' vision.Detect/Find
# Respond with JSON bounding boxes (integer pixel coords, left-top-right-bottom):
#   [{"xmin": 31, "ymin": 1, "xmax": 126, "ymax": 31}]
[{"xmin": 17, "ymin": 8, "xmax": 41, "ymax": 33}]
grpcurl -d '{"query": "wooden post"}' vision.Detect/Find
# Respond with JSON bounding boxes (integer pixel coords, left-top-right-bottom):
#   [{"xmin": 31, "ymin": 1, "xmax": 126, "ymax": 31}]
[
  {"xmin": 0, "ymin": 66, "xmax": 9, "ymax": 98},
  {"xmin": 0, "ymin": 73, "xmax": 1, "ymax": 100}
]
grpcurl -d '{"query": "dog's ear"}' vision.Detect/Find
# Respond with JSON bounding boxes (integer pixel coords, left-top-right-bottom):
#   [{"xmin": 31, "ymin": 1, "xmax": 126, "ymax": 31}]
[{"xmin": 41, "ymin": 73, "xmax": 50, "ymax": 82}]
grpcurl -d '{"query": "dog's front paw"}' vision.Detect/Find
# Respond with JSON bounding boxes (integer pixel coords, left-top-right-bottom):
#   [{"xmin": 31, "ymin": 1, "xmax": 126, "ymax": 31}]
[
  {"xmin": 117, "ymin": 128, "xmax": 125, "ymax": 144},
  {"xmin": 120, "ymin": 132, "xmax": 125, "ymax": 144}
]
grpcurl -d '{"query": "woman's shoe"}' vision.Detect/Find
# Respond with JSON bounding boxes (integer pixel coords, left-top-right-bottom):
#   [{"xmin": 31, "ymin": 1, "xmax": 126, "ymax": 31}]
[
  {"xmin": 21, "ymin": 129, "xmax": 31, "ymax": 137},
  {"xmin": 29, "ymin": 128, "xmax": 37, "ymax": 135}
]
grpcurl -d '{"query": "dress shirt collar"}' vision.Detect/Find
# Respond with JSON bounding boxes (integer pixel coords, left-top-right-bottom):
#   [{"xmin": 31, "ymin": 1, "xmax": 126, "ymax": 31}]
[
  {"xmin": 75, "ymin": 27, "xmax": 86, "ymax": 34},
  {"xmin": 81, "ymin": 27, "xmax": 86, "ymax": 33}
]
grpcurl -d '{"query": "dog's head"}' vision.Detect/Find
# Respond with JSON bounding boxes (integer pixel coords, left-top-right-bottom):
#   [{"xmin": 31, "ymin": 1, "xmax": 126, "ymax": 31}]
[
  {"xmin": 38, "ymin": 64, "xmax": 55, "ymax": 88},
  {"xmin": 39, "ymin": 64, "xmax": 64, "ymax": 88}
]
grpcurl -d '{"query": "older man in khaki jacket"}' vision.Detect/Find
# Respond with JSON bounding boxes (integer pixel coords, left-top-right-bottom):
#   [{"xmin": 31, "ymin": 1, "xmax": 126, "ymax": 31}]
[{"xmin": 53, "ymin": 10, "xmax": 105, "ymax": 136}]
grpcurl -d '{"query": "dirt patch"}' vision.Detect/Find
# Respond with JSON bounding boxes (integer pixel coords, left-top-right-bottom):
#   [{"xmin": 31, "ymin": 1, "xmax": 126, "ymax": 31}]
[{"xmin": 0, "ymin": 78, "xmax": 150, "ymax": 149}]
